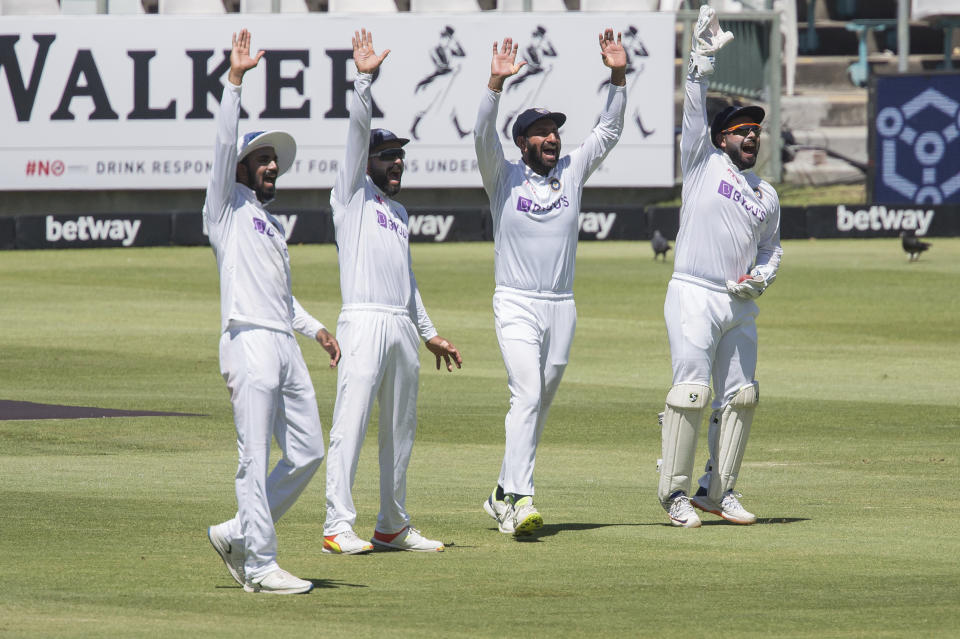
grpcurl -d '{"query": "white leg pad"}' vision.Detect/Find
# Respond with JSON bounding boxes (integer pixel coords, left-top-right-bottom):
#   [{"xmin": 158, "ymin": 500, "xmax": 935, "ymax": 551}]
[
  {"xmin": 709, "ymin": 383, "xmax": 759, "ymax": 502},
  {"xmin": 657, "ymin": 383, "xmax": 711, "ymax": 502},
  {"xmin": 697, "ymin": 409, "xmax": 722, "ymax": 495}
]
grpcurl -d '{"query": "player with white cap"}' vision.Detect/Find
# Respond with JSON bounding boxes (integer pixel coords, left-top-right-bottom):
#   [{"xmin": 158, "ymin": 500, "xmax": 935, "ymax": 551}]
[
  {"xmin": 204, "ymin": 29, "xmax": 340, "ymax": 594},
  {"xmin": 474, "ymin": 31, "xmax": 626, "ymax": 536},
  {"xmin": 321, "ymin": 29, "xmax": 462, "ymax": 556},
  {"xmin": 657, "ymin": 6, "xmax": 782, "ymax": 528}
]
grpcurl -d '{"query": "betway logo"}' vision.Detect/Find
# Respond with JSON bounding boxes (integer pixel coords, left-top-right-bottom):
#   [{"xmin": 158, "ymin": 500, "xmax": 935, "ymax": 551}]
[
  {"xmin": 578, "ymin": 212, "xmax": 616, "ymax": 240},
  {"xmin": 408, "ymin": 214, "xmax": 453, "ymax": 242},
  {"xmin": 836, "ymin": 204, "xmax": 933, "ymax": 235},
  {"xmin": 45, "ymin": 215, "xmax": 141, "ymax": 246}
]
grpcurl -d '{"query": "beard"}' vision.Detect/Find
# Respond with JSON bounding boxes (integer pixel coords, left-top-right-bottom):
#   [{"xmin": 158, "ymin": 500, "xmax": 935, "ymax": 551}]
[{"xmin": 522, "ymin": 142, "xmax": 560, "ymax": 176}]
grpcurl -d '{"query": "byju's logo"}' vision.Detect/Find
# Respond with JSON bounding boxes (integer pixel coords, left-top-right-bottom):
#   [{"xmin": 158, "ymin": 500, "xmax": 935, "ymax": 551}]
[
  {"xmin": 874, "ymin": 76, "xmax": 960, "ymax": 204},
  {"xmin": 517, "ymin": 196, "xmax": 532, "ymax": 212},
  {"xmin": 718, "ymin": 180, "xmax": 734, "ymax": 198},
  {"xmin": 252, "ymin": 218, "xmax": 275, "ymax": 237}
]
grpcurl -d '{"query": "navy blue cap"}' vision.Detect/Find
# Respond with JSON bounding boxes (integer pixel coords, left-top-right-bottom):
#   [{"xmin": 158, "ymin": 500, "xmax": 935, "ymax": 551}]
[
  {"xmin": 511, "ymin": 108, "xmax": 566, "ymax": 147},
  {"xmin": 369, "ymin": 128, "xmax": 410, "ymax": 151},
  {"xmin": 710, "ymin": 104, "xmax": 765, "ymax": 147}
]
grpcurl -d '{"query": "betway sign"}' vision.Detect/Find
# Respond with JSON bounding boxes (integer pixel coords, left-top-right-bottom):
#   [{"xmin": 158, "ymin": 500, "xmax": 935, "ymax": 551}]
[{"xmin": 0, "ymin": 12, "xmax": 675, "ymax": 191}]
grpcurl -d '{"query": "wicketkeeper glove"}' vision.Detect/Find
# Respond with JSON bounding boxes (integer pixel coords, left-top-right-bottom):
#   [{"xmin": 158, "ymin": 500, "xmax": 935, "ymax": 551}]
[
  {"xmin": 726, "ymin": 270, "xmax": 767, "ymax": 299},
  {"xmin": 689, "ymin": 5, "xmax": 734, "ymax": 78}
]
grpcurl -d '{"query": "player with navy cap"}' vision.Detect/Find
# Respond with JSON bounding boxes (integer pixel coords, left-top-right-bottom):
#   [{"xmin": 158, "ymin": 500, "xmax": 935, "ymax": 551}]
[
  {"xmin": 657, "ymin": 6, "xmax": 782, "ymax": 528},
  {"xmin": 321, "ymin": 29, "xmax": 462, "ymax": 556},
  {"xmin": 474, "ymin": 30, "xmax": 626, "ymax": 537},
  {"xmin": 204, "ymin": 29, "xmax": 340, "ymax": 595}
]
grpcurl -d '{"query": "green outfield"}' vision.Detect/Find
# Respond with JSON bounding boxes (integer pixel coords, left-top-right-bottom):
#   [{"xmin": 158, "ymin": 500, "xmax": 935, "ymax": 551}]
[{"xmin": 1, "ymin": 239, "xmax": 957, "ymax": 637}]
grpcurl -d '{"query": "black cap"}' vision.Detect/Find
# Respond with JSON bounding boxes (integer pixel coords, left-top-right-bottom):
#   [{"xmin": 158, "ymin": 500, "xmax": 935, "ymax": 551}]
[
  {"xmin": 710, "ymin": 104, "xmax": 765, "ymax": 147},
  {"xmin": 511, "ymin": 108, "xmax": 566, "ymax": 146},
  {"xmin": 369, "ymin": 128, "xmax": 410, "ymax": 151}
]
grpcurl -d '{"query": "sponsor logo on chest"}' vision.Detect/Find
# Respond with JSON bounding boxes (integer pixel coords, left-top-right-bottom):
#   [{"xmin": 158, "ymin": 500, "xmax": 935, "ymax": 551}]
[
  {"xmin": 376, "ymin": 208, "xmax": 409, "ymax": 240},
  {"xmin": 717, "ymin": 179, "xmax": 766, "ymax": 221},
  {"xmin": 516, "ymin": 194, "xmax": 570, "ymax": 214}
]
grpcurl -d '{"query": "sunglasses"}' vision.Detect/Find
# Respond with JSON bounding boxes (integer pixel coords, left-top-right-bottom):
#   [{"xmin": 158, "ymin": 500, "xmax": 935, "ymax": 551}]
[
  {"xmin": 369, "ymin": 148, "xmax": 406, "ymax": 161},
  {"xmin": 721, "ymin": 122, "xmax": 762, "ymax": 136}
]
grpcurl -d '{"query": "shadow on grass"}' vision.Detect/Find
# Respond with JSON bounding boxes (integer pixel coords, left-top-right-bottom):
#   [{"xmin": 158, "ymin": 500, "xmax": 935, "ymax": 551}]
[
  {"xmin": 309, "ymin": 578, "xmax": 367, "ymax": 589},
  {"xmin": 510, "ymin": 522, "xmax": 646, "ymax": 542},
  {"xmin": 700, "ymin": 517, "xmax": 810, "ymax": 526},
  {"xmin": 215, "ymin": 579, "xmax": 367, "ymax": 591}
]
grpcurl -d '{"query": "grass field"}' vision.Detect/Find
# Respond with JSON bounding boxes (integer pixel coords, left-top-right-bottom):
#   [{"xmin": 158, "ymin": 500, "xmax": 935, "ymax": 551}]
[{"xmin": 1, "ymin": 239, "xmax": 958, "ymax": 638}]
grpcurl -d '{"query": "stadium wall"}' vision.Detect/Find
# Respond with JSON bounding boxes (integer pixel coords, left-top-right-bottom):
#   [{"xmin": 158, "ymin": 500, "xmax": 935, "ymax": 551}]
[{"xmin": 3, "ymin": 203, "xmax": 957, "ymax": 250}]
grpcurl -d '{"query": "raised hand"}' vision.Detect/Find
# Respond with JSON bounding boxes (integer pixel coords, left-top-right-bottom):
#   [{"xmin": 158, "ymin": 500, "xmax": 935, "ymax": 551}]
[
  {"xmin": 598, "ymin": 29, "xmax": 626, "ymax": 70},
  {"xmin": 228, "ymin": 28, "xmax": 265, "ymax": 86},
  {"xmin": 353, "ymin": 28, "xmax": 390, "ymax": 74},
  {"xmin": 488, "ymin": 37, "xmax": 526, "ymax": 91}
]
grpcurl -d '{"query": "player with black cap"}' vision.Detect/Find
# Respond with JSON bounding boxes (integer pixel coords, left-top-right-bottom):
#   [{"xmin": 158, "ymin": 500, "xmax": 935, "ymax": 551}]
[
  {"xmin": 322, "ymin": 29, "xmax": 462, "ymax": 556},
  {"xmin": 474, "ymin": 31, "xmax": 626, "ymax": 537},
  {"xmin": 657, "ymin": 6, "xmax": 782, "ymax": 528}
]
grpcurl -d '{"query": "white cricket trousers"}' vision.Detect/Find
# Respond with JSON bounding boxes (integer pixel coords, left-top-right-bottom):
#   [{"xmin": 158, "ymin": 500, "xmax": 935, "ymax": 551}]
[
  {"xmin": 218, "ymin": 325, "xmax": 325, "ymax": 582},
  {"xmin": 493, "ymin": 288, "xmax": 577, "ymax": 496},
  {"xmin": 664, "ymin": 277, "xmax": 758, "ymax": 406},
  {"xmin": 324, "ymin": 304, "xmax": 421, "ymax": 536}
]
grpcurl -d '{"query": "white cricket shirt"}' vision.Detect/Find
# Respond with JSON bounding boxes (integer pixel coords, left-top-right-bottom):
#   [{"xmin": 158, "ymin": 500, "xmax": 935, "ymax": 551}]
[
  {"xmin": 673, "ymin": 74, "xmax": 782, "ymax": 290},
  {"xmin": 475, "ymin": 84, "xmax": 626, "ymax": 297},
  {"xmin": 331, "ymin": 73, "xmax": 436, "ymax": 341},
  {"xmin": 203, "ymin": 82, "xmax": 324, "ymax": 338}
]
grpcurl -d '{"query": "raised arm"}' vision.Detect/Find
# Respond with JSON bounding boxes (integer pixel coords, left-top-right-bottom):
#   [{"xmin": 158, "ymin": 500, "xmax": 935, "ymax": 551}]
[
  {"xmin": 206, "ymin": 29, "xmax": 264, "ymax": 224},
  {"xmin": 474, "ymin": 38, "xmax": 526, "ymax": 194},
  {"xmin": 681, "ymin": 6, "xmax": 734, "ymax": 177},
  {"xmin": 568, "ymin": 29, "xmax": 627, "ymax": 183},
  {"xmin": 332, "ymin": 29, "xmax": 390, "ymax": 206}
]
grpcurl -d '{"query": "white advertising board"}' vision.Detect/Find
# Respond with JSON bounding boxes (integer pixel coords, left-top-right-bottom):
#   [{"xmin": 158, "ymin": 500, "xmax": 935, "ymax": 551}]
[{"xmin": 0, "ymin": 12, "xmax": 675, "ymax": 190}]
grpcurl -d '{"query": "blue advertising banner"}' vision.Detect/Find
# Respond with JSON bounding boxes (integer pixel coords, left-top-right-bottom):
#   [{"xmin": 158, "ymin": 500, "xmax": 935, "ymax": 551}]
[{"xmin": 870, "ymin": 72, "xmax": 960, "ymax": 205}]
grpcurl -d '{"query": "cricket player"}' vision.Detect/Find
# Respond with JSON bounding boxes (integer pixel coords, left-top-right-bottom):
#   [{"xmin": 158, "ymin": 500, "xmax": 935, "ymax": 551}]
[
  {"xmin": 204, "ymin": 30, "xmax": 340, "ymax": 594},
  {"xmin": 475, "ymin": 32, "xmax": 626, "ymax": 536},
  {"xmin": 658, "ymin": 6, "xmax": 782, "ymax": 528},
  {"xmin": 322, "ymin": 29, "xmax": 462, "ymax": 555}
]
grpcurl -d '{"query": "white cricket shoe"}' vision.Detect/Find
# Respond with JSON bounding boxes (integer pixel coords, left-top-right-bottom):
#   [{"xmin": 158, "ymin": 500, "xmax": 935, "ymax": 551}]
[
  {"xmin": 371, "ymin": 526, "xmax": 444, "ymax": 552},
  {"xmin": 482, "ymin": 489, "xmax": 508, "ymax": 523},
  {"xmin": 662, "ymin": 491, "xmax": 702, "ymax": 528},
  {"xmin": 322, "ymin": 529, "xmax": 374, "ymax": 555},
  {"xmin": 243, "ymin": 568, "xmax": 313, "ymax": 595},
  {"xmin": 500, "ymin": 496, "xmax": 544, "ymax": 536},
  {"xmin": 692, "ymin": 490, "xmax": 756, "ymax": 525},
  {"xmin": 207, "ymin": 523, "xmax": 244, "ymax": 586}
]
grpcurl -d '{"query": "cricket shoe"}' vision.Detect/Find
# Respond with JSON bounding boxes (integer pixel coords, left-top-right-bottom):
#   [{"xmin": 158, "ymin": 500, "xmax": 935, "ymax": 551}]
[
  {"xmin": 322, "ymin": 529, "xmax": 374, "ymax": 555},
  {"xmin": 691, "ymin": 489, "xmax": 756, "ymax": 525},
  {"xmin": 500, "ymin": 496, "xmax": 543, "ymax": 536},
  {"xmin": 371, "ymin": 526, "xmax": 444, "ymax": 552},
  {"xmin": 243, "ymin": 568, "xmax": 313, "ymax": 595},
  {"xmin": 207, "ymin": 523, "xmax": 244, "ymax": 586},
  {"xmin": 482, "ymin": 489, "xmax": 508, "ymax": 523},
  {"xmin": 662, "ymin": 491, "xmax": 701, "ymax": 528}
]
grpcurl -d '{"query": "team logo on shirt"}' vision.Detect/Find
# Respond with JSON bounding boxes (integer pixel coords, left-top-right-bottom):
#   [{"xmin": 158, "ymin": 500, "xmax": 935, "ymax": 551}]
[
  {"xmin": 717, "ymin": 179, "xmax": 767, "ymax": 221},
  {"xmin": 549, "ymin": 177, "xmax": 561, "ymax": 191}
]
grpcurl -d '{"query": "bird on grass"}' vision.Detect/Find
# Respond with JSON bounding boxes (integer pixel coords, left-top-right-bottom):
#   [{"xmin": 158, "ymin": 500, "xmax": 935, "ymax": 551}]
[
  {"xmin": 900, "ymin": 231, "xmax": 931, "ymax": 262},
  {"xmin": 651, "ymin": 229, "xmax": 671, "ymax": 261}
]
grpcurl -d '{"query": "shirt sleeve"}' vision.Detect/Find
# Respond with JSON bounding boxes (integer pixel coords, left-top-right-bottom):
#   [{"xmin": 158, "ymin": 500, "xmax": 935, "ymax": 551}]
[
  {"xmin": 567, "ymin": 83, "xmax": 626, "ymax": 186},
  {"xmin": 291, "ymin": 295, "xmax": 326, "ymax": 339},
  {"xmin": 204, "ymin": 82, "xmax": 241, "ymax": 226},
  {"xmin": 474, "ymin": 88, "xmax": 506, "ymax": 200},
  {"xmin": 680, "ymin": 74, "xmax": 714, "ymax": 180},
  {"xmin": 753, "ymin": 188, "xmax": 783, "ymax": 285},
  {"xmin": 332, "ymin": 72, "xmax": 374, "ymax": 208}
]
